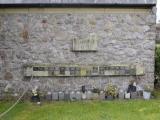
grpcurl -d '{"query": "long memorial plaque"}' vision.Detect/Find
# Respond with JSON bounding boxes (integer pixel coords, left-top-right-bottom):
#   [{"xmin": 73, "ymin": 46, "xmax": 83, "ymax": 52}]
[{"xmin": 24, "ymin": 64, "xmax": 144, "ymax": 77}]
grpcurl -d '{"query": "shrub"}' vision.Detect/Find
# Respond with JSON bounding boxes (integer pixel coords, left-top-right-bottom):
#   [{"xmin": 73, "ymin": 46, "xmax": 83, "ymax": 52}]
[
  {"xmin": 155, "ymin": 45, "xmax": 160, "ymax": 84},
  {"xmin": 104, "ymin": 83, "xmax": 118, "ymax": 97}
]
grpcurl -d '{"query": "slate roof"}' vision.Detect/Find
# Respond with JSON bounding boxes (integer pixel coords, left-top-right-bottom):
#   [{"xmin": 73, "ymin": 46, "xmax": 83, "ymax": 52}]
[{"xmin": 0, "ymin": 0, "xmax": 156, "ymax": 7}]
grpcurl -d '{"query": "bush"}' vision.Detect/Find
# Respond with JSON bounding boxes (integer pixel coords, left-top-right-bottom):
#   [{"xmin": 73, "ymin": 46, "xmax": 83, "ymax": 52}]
[
  {"xmin": 155, "ymin": 45, "xmax": 160, "ymax": 85},
  {"xmin": 104, "ymin": 83, "xmax": 118, "ymax": 97}
]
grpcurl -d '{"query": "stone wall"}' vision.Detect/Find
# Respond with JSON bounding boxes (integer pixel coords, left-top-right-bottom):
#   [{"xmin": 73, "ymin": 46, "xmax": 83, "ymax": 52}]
[{"xmin": 0, "ymin": 8, "xmax": 156, "ymax": 96}]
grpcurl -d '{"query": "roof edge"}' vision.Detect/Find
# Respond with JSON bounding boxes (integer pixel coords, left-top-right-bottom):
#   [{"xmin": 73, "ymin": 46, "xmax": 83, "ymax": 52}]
[
  {"xmin": 0, "ymin": 0, "xmax": 156, "ymax": 8},
  {"xmin": 0, "ymin": 3, "xmax": 156, "ymax": 8}
]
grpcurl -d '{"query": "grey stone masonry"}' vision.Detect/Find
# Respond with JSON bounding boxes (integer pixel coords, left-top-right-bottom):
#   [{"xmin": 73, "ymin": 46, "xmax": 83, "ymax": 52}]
[{"xmin": 0, "ymin": 5, "xmax": 156, "ymax": 98}]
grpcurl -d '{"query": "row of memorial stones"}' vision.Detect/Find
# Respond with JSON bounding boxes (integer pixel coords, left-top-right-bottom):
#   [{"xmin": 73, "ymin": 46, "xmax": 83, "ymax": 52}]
[
  {"xmin": 44, "ymin": 91, "xmax": 143, "ymax": 101},
  {"xmin": 0, "ymin": 90, "xmax": 143, "ymax": 101}
]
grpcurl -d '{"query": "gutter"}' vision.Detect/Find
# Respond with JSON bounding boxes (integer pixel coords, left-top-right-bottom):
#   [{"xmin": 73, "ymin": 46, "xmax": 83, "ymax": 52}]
[{"xmin": 0, "ymin": 3, "xmax": 156, "ymax": 8}]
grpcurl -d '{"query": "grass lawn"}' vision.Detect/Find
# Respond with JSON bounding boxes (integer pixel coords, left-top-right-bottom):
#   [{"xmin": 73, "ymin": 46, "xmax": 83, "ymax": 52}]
[{"xmin": 0, "ymin": 99, "xmax": 160, "ymax": 120}]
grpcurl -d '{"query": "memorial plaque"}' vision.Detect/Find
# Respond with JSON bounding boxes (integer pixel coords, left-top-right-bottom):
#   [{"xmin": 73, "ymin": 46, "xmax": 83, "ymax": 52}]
[
  {"xmin": 48, "ymin": 67, "xmax": 54, "ymax": 71},
  {"xmin": 80, "ymin": 67, "xmax": 87, "ymax": 76},
  {"xmin": 136, "ymin": 65, "xmax": 145, "ymax": 75},
  {"xmin": 72, "ymin": 34, "xmax": 98, "ymax": 51},
  {"xmin": 104, "ymin": 70, "xmax": 115, "ymax": 76},
  {"xmin": 33, "ymin": 66, "xmax": 49, "ymax": 76},
  {"xmin": 24, "ymin": 64, "xmax": 145, "ymax": 77},
  {"xmin": 60, "ymin": 67, "xmax": 65, "ymax": 75},
  {"xmin": 130, "ymin": 69, "xmax": 136, "ymax": 75},
  {"xmin": 69, "ymin": 67, "xmax": 76, "ymax": 76},
  {"xmin": 48, "ymin": 67, "xmax": 55, "ymax": 76},
  {"xmin": 33, "ymin": 67, "xmax": 45, "ymax": 71},
  {"xmin": 54, "ymin": 66, "xmax": 59, "ymax": 75},
  {"xmin": 75, "ymin": 67, "xmax": 81, "ymax": 76},
  {"xmin": 91, "ymin": 66, "xmax": 99, "ymax": 76},
  {"xmin": 65, "ymin": 67, "xmax": 70, "ymax": 76},
  {"xmin": 99, "ymin": 67, "xmax": 105, "ymax": 75},
  {"xmin": 118, "ymin": 70, "xmax": 126, "ymax": 75},
  {"xmin": 48, "ymin": 71, "xmax": 54, "ymax": 76},
  {"xmin": 34, "ymin": 71, "xmax": 48, "ymax": 76}
]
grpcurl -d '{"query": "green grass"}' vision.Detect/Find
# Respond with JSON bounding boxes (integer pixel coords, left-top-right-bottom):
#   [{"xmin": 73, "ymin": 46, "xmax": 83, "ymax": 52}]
[{"xmin": 0, "ymin": 99, "xmax": 160, "ymax": 120}]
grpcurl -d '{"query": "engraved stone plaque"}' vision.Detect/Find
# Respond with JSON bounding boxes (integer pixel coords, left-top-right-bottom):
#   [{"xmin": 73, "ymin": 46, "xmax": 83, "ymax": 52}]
[
  {"xmin": 69, "ymin": 67, "xmax": 76, "ymax": 76},
  {"xmin": 75, "ymin": 67, "xmax": 81, "ymax": 76},
  {"xmin": 72, "ymin": 34, "xmax": 98, "ymax": 51},
  {"xmin": 80, "ymin": 67, "xmax": 87, "ymax": 76},
  {"xmin": 65, "ymin": 67, "xmax": 70, "ymax": 76},
  {"xmin": 99, "ymin": 67, "xmax": 105, "ymax": 75},
  {"xmin": 54, "ymin": 66, "xmax": 59, "ymax": 75},
  {"xmin": 91, "ymin": 66, "xmax": 99, "ymax": 76},
  {"xmin": 60, "ymin": 67, "xmax": 65, "ymax": 75},
  {"xmin": 104, "ymin": 70, "xmax": 115, "ymax": 76}
]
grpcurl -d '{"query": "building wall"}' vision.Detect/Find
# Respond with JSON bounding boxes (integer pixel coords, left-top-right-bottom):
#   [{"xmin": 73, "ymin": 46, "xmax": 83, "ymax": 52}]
[{"xmin": 0, "ymin": 8, "xmax": 156, "ymax": 94}]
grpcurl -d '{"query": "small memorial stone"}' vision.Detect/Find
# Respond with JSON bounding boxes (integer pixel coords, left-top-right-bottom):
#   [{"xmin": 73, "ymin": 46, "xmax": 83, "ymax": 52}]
[
  {"xmin": 52, "ymin": 92, "xmax": 58, "ymax": 101},
  {"xmin": 91, "ymin": 93, "xmax": 99, "ymax": 100},
  {"xmin": 58, "ymin": 92, "xmax": 64, "ymax": 100},
  {"xmin": 86, "ymin": 91, "xmax": 92, "ymax": 100},
  {"xmin": 46, "ymin": 91, "xmax": 52, "ymax": 101},
  {"xmin": 125, "ymin": 92, "xmax": 130, "ymax": 99},
  {"xmin": 82, "ymin": 93, "xmax": 87, "ymax": 100},
  {"xmin": 64, "ymin": 91, "xmax": 70, "ymax": 101},
  {"xmin": 70, "ymin": 91, "xmax": 76, "ymax": 101},
  {"xmin": 118, "ymin": 90, "xmax": 124, "ymax": 99},
  {"xmin": 131, "ymin": 92, "xmax": 138, "ymax": 99},
  {"xmin": 99, "ymin": 91, "xmax": 105, "ymax": 100},
  {"xmin": 137, "ymin": 91, "xmax": 143, "ymax": 99},
  {"xmin": 75, "ymin": 91, "xmax": 81, "ymax": 100}
]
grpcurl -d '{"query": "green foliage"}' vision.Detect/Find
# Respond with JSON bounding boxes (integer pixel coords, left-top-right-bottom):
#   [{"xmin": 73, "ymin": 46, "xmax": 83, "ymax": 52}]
[
  {"xmin": 105, "ymin": 84, "xmax": 118, "ymax": 97},
  {"xmin": 155, "ymin": 45, "xmax": 160, "ymax": 81},
  {"xmin": 152, "ymin": 89, "xmax": 160, "ymax": 99}
]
